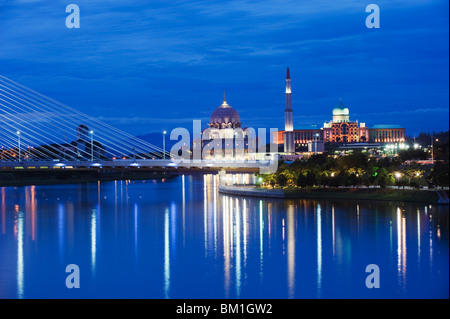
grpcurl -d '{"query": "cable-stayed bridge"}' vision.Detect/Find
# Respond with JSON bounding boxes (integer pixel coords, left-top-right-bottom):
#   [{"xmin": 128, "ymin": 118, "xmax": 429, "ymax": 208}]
[{"xmin": 0, "ymin": 75, "xmax": 271, "ymax": 174}]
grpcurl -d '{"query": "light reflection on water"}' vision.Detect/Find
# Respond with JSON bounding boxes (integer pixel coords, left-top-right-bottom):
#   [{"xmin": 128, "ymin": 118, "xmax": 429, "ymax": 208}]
[{"xmin": 0, "ymin": 174, "xmax": 448, "ymax": 299}]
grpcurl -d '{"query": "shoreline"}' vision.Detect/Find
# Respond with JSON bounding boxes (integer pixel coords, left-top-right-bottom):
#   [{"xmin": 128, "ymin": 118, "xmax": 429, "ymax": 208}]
[
  {"xmin": 219, "ymin": 185, "xmax": 449, "ymax": 204},
  {"xmin": 0, "ymin": 170, "xmax": 177, "ymax": 187}
]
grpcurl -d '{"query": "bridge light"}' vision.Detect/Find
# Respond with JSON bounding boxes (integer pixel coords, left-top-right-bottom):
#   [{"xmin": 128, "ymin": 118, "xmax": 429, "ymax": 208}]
[
  {"xmin": 162, "ymin": 131, "xmax": 167, "ymax": 160},
  {"xmin": 90, "ymin": 131, "xmax": 94, "ymax": 161}
]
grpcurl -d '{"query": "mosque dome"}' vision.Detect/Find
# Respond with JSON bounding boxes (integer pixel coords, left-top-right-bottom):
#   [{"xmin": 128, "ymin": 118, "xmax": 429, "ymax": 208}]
[
  {"xmin": 332, "ymin": 100, "xmax": 349, "ymax": 116},
  {"xmin": 332, "ymin": 99, "xmax": 350, "ymax": 123},
  {"xmin": 209, "ymin": 96, "xmax": 241, "ymax": 128}
]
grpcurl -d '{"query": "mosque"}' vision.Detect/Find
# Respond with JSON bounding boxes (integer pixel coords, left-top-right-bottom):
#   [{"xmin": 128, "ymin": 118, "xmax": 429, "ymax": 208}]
[
  {"xmin": 275, "ymin": 68, "xmax": 406, "ymax": 153},
  {"xmin": 201, "ymin": 93, "xmax": 250, "ymax": 160},
  {"xmin": 199, "ymin": 68, "xmax": 406, "ymax": 158}
]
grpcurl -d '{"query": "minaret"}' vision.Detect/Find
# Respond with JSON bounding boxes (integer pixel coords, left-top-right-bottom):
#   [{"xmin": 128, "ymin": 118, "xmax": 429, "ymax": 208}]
[{"xmin": 284, "ymin": 68, "xmax": 295, "ymax": 153}]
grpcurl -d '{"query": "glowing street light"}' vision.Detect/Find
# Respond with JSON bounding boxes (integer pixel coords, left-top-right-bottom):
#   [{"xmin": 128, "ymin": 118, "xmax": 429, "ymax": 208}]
[
  {"xmin": 17, "ymin": 131, "xmax": 21, "ymax": 161},
  {"xmin": 90, "ymin": 130, "xmax": 94, "ymax": 161},
  {"xmin": 394, "ymin": 172, "xmax": 402, "ymax": 200},
  {"xmin": 314, "ymin": 133, "xmax": 319, "ymax": 155},
  {"xmin": 163, "ymin": 131, "xmax": 167, "ymax": 160},
  {"xmin": 431, "ymin": 136, "xmax": 439, "ymax": 164}
]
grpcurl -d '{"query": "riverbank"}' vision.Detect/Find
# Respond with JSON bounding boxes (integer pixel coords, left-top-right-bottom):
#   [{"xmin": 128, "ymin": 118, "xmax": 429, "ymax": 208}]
[
  {"xmin": 219, "ymin": 185, "xmax": 449, "ymax": 204},
  {"xmin": 0, "ymin": 170, "xmax": 177, "ymax": 187}
]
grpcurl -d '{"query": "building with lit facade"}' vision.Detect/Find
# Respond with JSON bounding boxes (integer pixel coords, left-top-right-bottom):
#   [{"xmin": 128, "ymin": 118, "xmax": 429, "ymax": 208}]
[
  {"xmin": 274, "ymin": 71, "xmax": 405, "ymax": 150},
  {"xmin": 200, "ymin": 94, "xmax": 251, "ymax": 160},
  {"xmin": 369, "ymin": 125, "xmax": 406, "ymax": 143},
  {"xmin": 321, "ymin": 101, "xmax": 370, "ymax": 143}
]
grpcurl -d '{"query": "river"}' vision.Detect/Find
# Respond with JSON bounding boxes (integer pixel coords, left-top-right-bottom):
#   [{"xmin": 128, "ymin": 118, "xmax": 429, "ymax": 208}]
[{"xmin": 0, "ymin": 174, "xmax": 448, "ymax": 298}]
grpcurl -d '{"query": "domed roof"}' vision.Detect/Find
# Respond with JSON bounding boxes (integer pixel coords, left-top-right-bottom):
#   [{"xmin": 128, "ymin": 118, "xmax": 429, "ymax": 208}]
[
  {"xmin": 332, "ymin": 100, "xmax": 349, "ymax": 116},
  {"xmin": 210, "ymin": 97, "xmax": 241, "ymax": 125}
]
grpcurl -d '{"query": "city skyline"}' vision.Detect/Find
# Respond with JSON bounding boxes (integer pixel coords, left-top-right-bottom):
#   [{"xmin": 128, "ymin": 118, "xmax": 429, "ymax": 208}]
[
  {"xmin": 0, "ymin": 1, "xmax": 448, "ymax": 303},
  {"xmin": 0, "ymin": 0, "xmax": 448, "ymax": 138}
]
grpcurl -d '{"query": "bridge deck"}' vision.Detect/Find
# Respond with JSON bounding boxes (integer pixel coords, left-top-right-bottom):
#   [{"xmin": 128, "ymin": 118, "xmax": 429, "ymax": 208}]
[{"xmin": 0, "ymin": 159, "xmax": 267, "ymax": 172}]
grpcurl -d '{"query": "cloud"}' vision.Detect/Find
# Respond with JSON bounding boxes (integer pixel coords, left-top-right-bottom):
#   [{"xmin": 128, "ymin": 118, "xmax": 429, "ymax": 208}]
[
  {"xmin": 1, "ymin": 0, "xmax": 447, "ymax": 136},
  {"xmin": 96, "ymin": 116, "xmax": 210, "ymax": 125}
]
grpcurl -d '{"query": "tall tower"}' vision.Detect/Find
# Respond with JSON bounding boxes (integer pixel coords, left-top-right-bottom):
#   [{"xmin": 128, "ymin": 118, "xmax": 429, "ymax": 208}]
[{"xmin": 284, "ymin": 68, "xmax": 295, "ymax": 153}]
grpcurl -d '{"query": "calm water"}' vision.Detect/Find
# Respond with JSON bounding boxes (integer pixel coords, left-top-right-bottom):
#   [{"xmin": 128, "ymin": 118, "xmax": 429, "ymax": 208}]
[{"xmin": 0, "ymin": 174, "xmax": 448, "ymax": 299}]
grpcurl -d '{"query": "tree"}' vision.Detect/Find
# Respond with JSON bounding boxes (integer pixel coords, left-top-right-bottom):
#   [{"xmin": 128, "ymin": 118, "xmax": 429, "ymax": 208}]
[
  {"xmin": 374, "ymin": 168, "xmax": 394, "ymax": 189},
  {"xmin": 428, "ymin": 162, "xmax": 449, "ymax": 188},
  {"xmin": 398, "ymin": 149, "xmax": 428, "ymax": 162},
  {"xmin": 305, "ymin": 171, "xmax": 316, "ymax": 187},
  {"xmin": 282, "ymin": 168, "xmax": 298, "ymax": 186},
  {"xmin": 297, "ymin": 173, "xmax": 307, "ymax": 187},
  {"xmin": 347, "ymin": 173, "xmax": 359, "ymax": 186},
  {"xmin": 276, "ymin": 174, "xmax": 288, "ymax": 187},
  {"xmin": 307, "ymin": 154, "xmax": 328, "ymax": 166}
]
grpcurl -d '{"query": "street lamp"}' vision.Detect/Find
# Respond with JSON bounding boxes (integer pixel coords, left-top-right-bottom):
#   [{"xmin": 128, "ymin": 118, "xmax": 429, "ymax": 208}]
[
  {"xmin": 90, "ymin": 130, "xmax": 94, "ymax": 161},
  {"xmin": 17, "ymin": 131, "xmax": 21, "ymax": 161},
  {"xmin": 163, "ymin": 131, "xmax": 167, "ymax": 160},
  {"xmin": 431, "ymin": 136, "xmax": 438, "ymax": 164},
  {"xmin": 395, "ymin": 172, "xmax": 401, "ymax": 201},
  {"xmin": 314, "ymin": 133, "xmax": 319, "ymax": 155},
  {"xmin": 395, "ymin": 172, "xmax": 402, "ymax": 188}
]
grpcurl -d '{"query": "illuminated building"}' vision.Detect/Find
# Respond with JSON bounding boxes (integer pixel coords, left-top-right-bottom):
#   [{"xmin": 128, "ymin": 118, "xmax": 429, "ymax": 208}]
[
  {"xmin": 370, "ymin": 125, "xmax": 406, "ymax": 143},
  {"xmin": 284, "ymin": 68, "xmax": 295, "ymax": 154},
  {"xmin": 201, "ymin": 94, "xmax": 250, "ymax": 160},
  {"xmin": 274, "ymin": 73, "xmax": 405, "ymax": 149},
  {"xmin": 321, "ymin": 100, "xmax": 370, "ymax": 143}
]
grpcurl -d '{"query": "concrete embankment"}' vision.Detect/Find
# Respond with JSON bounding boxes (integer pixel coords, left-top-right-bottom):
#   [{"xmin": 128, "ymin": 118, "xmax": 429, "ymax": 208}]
[
  {"xmin": 0, "ymin": 170, "xmax": 177, "ymax": 187},
  {"xmin": 219, "ymin": 185, "xmax": 448, "ymax": 204}
]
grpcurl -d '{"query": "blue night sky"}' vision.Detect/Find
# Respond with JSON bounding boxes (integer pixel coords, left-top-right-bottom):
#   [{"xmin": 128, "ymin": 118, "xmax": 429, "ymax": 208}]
[{"xmin": 0, "ymin": 0, "xmax": 448, "ymax": 138}]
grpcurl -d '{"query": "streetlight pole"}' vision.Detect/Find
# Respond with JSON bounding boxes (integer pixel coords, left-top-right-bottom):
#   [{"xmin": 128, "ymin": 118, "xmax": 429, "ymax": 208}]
[
  {"xmin": 431, "ymin": 136, "xmax": 438, "ymax": 164},
  {"xmin": 395, "ymin": 172, "xmax": 401, "ymax": 201},
  {"xmin": 163, "ymin": 131, "xmax": 167, "ymax": 160},
  {"xmin": 90, "ymin": 130, "xmax": 94, "ymax": 161},
  {"xmin": 431, "ymin": 135, "xmax": 433, "ymax": 164},
  {"xmin": 314, "ymin": 133, "xmax": 319, "ymax": 155},
  {"xmin": 17, "ymin": 131, "xmax": 21, "ymax": 161}
]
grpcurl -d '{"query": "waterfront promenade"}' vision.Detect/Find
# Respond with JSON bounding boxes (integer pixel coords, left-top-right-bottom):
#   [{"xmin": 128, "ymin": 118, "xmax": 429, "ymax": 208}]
[{"xmin": 218, "ymin": 184, "xmax": 449, "ymax": 204}]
